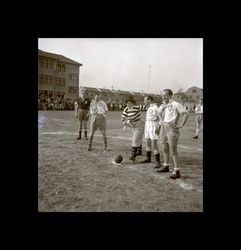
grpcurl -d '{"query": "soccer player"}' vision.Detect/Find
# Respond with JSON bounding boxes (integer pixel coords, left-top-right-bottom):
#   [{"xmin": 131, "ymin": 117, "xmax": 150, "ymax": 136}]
[
  {"xmin": 156, "ymin": 89, "xmax": 189, "ymax": 179},
  {"xmin": 193, "ymin": 99, "xmax": 203, "ymax": 139},
  {"xmin": 74, "ymin": 89, "xmax": 91, "ymax": 140},
  {"xmin": 87, "ymin": 94, "xmax": 109, "ymax": 151},
  {"xmin": 121, "ymin": 96, "xmax": 146, "ymax": 161},
  {"xmin": 140, "ymin": 96, "xmax": 162, "ymax": 169}
]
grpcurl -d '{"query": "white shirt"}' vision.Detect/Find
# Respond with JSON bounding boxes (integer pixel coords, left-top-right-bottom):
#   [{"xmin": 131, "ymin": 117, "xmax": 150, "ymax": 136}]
[
  {"xmin": 195, "ymin": 104, "xmax": 203, "ymax": 114},
  {"xmin": 90, "ymin": 100, "xmax": 108, "ymax": 115},
  {"xmin": 146, "ymin": 103, "xmax": 159, "ymax": 121},
  {"xmin": 159, "ymin": 100, "xmax": 188, "ymax": 124}
]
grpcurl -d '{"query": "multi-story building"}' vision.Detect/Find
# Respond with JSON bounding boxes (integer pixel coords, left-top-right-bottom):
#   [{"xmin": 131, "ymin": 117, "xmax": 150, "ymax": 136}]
[{"xmin": 38, "ymin": 49, "xmax": 82, "ymax": 99}]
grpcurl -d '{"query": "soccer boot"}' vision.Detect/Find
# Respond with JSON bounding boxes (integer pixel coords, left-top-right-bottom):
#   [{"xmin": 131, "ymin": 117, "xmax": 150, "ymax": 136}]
[{"xmin": 140, "ymin": 151, "xmax": 151, "ymax": 163}]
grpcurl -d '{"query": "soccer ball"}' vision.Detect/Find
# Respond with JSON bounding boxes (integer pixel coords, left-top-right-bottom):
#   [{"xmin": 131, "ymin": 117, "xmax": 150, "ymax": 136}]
[{"xmin": 114, "ymin": 154, "xmax": 123, "ymax": 164}]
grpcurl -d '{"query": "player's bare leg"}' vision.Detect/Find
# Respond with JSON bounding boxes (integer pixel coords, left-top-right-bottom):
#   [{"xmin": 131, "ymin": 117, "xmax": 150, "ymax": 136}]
[
  {"xmin": 169, "ymin": 145, "xmax": 181, "ymax": 179},
  {"xmin": 141, "ymin": 138, "xmax": 152, "ymax": 163},
  {"xmin": 153, "ymin": 140, "xmax": 161, "ymax": 168},
  {"xmin": 83, "ymin": 120, "xmax": 88, "ymax": 140},
  {"xmin": 87, "ymin": 130, "xmax": 95, "ymax": 151},
  {"xmin": 101, "ymin": 130, "xmax": 110, "ymax": 151},
  {"xmin": 76, "ymin": 120, "xmax": 82, "ymax": 140},
  {"xmin": 156, "ymin": 143, "xmax": 169, "ymax": 172},
  {"xmin": 170, "ymin": 154, "xmax": 181, "ymax": 179}
]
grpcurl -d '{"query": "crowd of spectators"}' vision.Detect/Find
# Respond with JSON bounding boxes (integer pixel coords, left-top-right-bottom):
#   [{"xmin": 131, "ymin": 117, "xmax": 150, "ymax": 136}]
[{"xmin": 38, "ymin": 93, "xmax": 76, "ymax": 111}]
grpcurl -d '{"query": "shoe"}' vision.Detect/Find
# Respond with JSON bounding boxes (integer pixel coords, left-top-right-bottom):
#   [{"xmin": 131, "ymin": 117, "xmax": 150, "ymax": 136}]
[
  {"xmin": 104, "ymin": 147, "xmax": 110, "ymax": 152},
  {"xmin": 156, "ymin": 165, "xmax": 169, "ymax": 172},
  {"xmin": 87, "ymin": 146, "xmax": 92, "ymax": 151},
  {"xmin": 170, "ymin": 170, "xmax": 181, "ymax": 179},
  {"xmin": 76, "ymin": 136, "xmax": 81, "ymax": 140},
  {"xmin": 193, "ymin": 136, "xmax": 198, "ymax": 139},
  {"xmin": 154, "ymin": 162, "xmax": 161, "ymax": 169},
  {"xmin": 129, "ymin": 147, "xmax": 138, "ymax": 161}
]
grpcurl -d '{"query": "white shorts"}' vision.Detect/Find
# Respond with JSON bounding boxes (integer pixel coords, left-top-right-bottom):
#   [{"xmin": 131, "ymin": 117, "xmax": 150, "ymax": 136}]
[{"xmin": 145, "ymin": 120, "xmax": 159, "ymax": 140}]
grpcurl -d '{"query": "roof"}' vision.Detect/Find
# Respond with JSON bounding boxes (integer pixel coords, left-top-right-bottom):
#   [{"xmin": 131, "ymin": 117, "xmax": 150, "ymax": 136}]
[
  {"xmin": 115, "ymin": 90, "xmax": 134, "ymax": 95},
  {"xmin": 184, "ymin": 86, "xmax": 203, "ymax": 92},
  {"xmin": 98, "ymin": 88, "xmax": 115, "ymax": 93},
  {"xmin": 38, "ymin": 49, "xmax": 82, "ymax": 66},
  {"xmin": 80, "ymin": 86, "xmax": 100, "ymax": 92}
]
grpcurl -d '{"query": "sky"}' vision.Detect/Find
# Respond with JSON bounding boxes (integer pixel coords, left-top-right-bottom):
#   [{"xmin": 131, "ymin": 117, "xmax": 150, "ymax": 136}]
[{"xmin": 38, "ymin": 38, "xmax": 203, "ymax": 94}]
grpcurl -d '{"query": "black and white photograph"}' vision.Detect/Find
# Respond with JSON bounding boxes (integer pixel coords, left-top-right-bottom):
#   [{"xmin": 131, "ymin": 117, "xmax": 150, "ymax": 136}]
[{"xmin": 38, "ymin": 38, "xmax": 203, "ymax": 212}]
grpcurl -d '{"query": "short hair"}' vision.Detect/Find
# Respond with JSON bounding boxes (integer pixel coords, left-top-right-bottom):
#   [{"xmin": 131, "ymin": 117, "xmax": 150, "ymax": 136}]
[
  {"xmin": 146, "ymin": 95, "xmax": 153, "ymax": 101},
  {"xmin": 162, "ymin": 89, "xmax": 173, "ymax": 96}
]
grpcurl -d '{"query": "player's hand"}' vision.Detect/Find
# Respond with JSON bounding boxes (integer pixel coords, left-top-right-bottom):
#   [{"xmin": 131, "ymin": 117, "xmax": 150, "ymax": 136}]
[
  {"xmin": 174, "ymin": 124, "xmax": 182, "ymax": 129},
  {"xmin": 158, "ymin": 120, "xmax": 164, "ymax": 126}
]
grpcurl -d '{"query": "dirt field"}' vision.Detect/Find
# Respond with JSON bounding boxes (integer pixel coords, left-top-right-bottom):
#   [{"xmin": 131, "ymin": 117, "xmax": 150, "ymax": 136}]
[{"xmin": 38, "ymin": 111, "xmax": 203, "ymax": 212}]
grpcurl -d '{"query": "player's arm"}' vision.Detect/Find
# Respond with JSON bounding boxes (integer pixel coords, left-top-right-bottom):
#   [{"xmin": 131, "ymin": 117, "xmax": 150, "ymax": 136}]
[
  {"xmin": 176, "ymin": 103, "xmax": 189, "ymax": 128},
  {"xmin": 139, "ymin": 104, "xmax": 147, "ymax": 111},
  {"xmin": 104, "ymin": 102, "xmax": 108, "ymax": 113},
  {"xmin": 121, "ymin": 108, "xmax": 128, "ymax": 126},
  {"xmin": 178, "ymin": 112, "xmax": 189, "ymax": 128},
  {"xmin": 74, "ymin": 102, "xmax": 78, "ymax": 118}
]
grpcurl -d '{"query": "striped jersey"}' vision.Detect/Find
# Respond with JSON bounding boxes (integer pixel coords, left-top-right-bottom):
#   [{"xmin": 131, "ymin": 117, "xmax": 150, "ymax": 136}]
[{"xmin": 121, "ymin": 105, "xmax": 146, "ymax": 123}]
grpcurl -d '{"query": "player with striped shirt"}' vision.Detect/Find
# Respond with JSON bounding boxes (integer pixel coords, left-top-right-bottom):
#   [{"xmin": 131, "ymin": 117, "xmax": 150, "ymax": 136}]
[{"xmin": 121, "ymin": 96, "xmax": 146, "ymax": 161}]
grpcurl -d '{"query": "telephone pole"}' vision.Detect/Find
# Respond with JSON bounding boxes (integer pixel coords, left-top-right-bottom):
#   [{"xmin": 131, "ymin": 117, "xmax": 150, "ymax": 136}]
[{"xmin": 147, "ymin": 65, "xmax": 151, "ymax": 94}]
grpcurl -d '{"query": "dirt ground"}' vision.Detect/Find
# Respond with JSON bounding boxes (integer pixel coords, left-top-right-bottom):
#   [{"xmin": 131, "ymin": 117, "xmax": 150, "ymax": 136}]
[{"xmin": 38, "ymin": 111, "xmax": 203, "ymax": 212}]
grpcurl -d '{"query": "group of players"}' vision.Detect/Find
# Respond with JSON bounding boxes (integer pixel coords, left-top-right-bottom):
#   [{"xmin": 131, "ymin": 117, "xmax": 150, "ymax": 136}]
[{"xmin": 74, "ymin": 89, "xmax": 203, "ymax": 179}]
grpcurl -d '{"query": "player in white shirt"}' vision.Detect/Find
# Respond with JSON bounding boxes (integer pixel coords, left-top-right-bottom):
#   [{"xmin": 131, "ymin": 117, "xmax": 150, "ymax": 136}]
[
  {"xmin": 193, "ymin": 99, "xmax": 203, "ymax": 139},
  {"xmin": 87, "ymin": 94, "xmax": 109, "ymax": 151},
  {"xmin": 156, "ymin": 89, "xmax": 189, "ymax": 179},
  {"xmin": 140, "ymin": 96, "xmax": 162, "ymax": 168}
]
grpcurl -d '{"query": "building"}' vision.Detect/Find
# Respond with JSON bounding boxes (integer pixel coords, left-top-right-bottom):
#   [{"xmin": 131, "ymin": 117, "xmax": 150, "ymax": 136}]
[
  {"xmin": 173, "ymin": 86, "xmax": 203, "ymax": 111},
  {"xmin": 185, "ymin": 86, "xmax": 203, "ymax": 102},
  {"xmin": 38, "ymin": 49, "xmax": 82, "ymax": 99}
]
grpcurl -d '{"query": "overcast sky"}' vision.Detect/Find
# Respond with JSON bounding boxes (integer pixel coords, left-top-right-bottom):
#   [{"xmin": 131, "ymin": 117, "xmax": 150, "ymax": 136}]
[{"xmin": 38, "ymin": 38, "xmax": 203, "ymax": 94}]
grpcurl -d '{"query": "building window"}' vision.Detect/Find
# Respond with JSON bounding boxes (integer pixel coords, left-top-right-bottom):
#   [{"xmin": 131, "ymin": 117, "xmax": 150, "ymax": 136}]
[
  {"xmin": 189, "ymin": 95, "xmax": 192, "ymax": 100},
  {"xmin": 49, "ymin": 60, "xmax": 53, "ymax": 69},
  {"xmin": 57, "ymin": 78, "xmax": 61, "ymax": 86},
  {"xmin": 192, "ymin": 89, "xmax": 196, "ymax": 93},
  {"xmin": 61, "ymin": 78, "xmax": 65, "ymax": 86},
  {"xmin": 69, "ymin": 87, "xmax": 78, "ymax": 93},
  {"xmin": 39, "ymin": 75, "xmax": 43, "ymax": 83},
  {"xmin": 70, "ymin": 74, "xmax": 77, "ymax": 80},
  {"xmin": 44, "ymin": 60, "xmax": 48, "ymax": 68},
  {"xmin": 57, "ymin": 64, "xmax": 61, "ymax": 71},
  {"xmin": 61, "ymin": 64, "xmax": 65, "ymax": 72},
  {"xmin": 39, "ymin": 59, "xmax": 43, "ymax": 68},
  {"xmin": 48, "ymin": 76, "xmax": 53, "ymax": 84},
  {"xmin": 43, "ymin": 75, "xmax": 48, "ymax": 84}
]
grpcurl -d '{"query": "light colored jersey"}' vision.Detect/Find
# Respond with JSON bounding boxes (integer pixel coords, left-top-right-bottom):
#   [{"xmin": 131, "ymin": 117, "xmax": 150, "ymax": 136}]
[
  {"xmin": 146, "ymin": 103, "xmax": 159, "ymax": 121},
  {"xmin": 90, "ymin": 100, "xmax": 108, "ymax": 115},
  {"xmin": 159, "ymin": 100, "xmax": 188, "ymax": 125},
  {"xmin": 195, "ymin": 104, "xmax": 203, "ymax": 114}
]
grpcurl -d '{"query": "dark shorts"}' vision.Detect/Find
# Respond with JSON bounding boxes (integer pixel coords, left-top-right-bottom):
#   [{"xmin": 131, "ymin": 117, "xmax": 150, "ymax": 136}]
[
  {"xmin": 78, "ymin": 109, "xmax": 89, "ymax": 121},
  {"xmin": 90, "ymin": 114, "xmax": 106, "ymax": 133}
]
